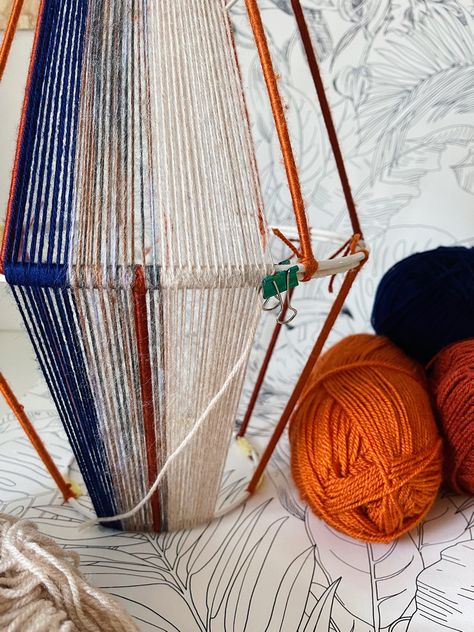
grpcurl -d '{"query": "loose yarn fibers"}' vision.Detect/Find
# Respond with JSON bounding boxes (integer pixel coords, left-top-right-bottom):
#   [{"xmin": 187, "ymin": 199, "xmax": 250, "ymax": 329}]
[
  {"xmin": 371, "ymin": 246, "xmax": 474, "ymax": 365},
  {"xmin": 0, "ymin": 513, "xmax": 139, "ymax": 632},
  {"xmin": 428, "ymin": 338, "xmax": 474, "ymax": 496},
  {"xmin": 289, "ymin": 334, "xmax": 443, "ymax": 543}
]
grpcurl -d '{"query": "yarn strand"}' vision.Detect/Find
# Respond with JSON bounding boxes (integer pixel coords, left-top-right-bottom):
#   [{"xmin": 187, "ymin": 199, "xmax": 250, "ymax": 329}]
[
  {"xmin": 290, "ymin": 0, "xmax": 362, "ymax": 237},
  {"xmin": 86, "ymin": 333, "xmax": 255, "ymax": 527},
  {"xmin": 244, "ymin": 0, "xmax": 317, "ymax": 279},
  {"xmin": 0, "ymin": 513, "xmax": 140, "ymax": 631}
]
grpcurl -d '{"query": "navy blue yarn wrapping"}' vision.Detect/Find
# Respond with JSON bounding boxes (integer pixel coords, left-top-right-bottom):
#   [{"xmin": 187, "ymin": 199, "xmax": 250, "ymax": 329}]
[
  {"xmin": 4, "ymin": 0, "xmax": 84, "ymax": 286},
  {"xmin": 12, "ymin": 286, "xmax": 120, "ymax": 528},
  {"xmin": 371, "ymin": 246, "xmax": 474, "ymax": 365},
  {"xmin": 3, "ymin": 0, "xmax": 120, "ymax": 527}
]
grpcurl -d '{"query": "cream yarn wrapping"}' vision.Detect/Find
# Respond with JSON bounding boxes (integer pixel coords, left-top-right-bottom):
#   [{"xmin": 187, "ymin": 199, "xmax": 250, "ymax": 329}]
[{"xmin": 0, "ymin": 513, "xmax": 139, "ymax": 632}]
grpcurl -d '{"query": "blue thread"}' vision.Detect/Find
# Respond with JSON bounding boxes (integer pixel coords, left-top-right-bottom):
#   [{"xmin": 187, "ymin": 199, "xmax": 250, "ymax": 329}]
[
  {"xmin": 4, "ymin": 0, "xmax": 54, "ymax": 267},
  {"xmin": 5, "ymin": 263, "xmax": 67, "ymax": 287},
  {"xmin": 13, "ymin": 285, "xmax": 120, "ymax": 526}
]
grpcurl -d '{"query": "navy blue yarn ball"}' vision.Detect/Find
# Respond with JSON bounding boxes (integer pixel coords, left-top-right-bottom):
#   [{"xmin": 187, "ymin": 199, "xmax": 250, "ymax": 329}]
[{"xmin": 371, "ymin": 246, "xmax": 474, "ymax": 365}]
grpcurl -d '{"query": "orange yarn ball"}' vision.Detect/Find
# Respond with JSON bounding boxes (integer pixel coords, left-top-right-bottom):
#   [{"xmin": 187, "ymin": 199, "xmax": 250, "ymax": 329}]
[
  {"xmin": 289, "ymin": 334, "xmax": 443, "ymax": 543},
  {"xmin": 428, "ymin": 339, "xmax": 474, "ymax": 495}
]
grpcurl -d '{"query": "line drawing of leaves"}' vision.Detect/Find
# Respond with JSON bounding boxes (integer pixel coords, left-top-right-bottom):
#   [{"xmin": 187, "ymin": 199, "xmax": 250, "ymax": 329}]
[
  {"xmin": 327, "ymin": 126, "xmax": 474, "ymax": 238},
  {"xmin": 360, "ymin": 8, "xmax": 474, "ymax": 175},
  {"xmin": 452, "ymin": 148, "xmax": 474, "ymax": 193},
  {"xmin": 0, "ymin": 409, "xmax": 72, "ymax": 502},
  {"xmin": 305, "ymin": 9, "xmax": 333, "ymax": 61},
  {"xmin": 306, "ymin": 511, "xmax": 424, "ymax": 632},
  {"xmin": 263, "ymin": 546, "xmax": 315, "ymax": 630},
  {"xmin": 409, "ymin": 494, "xmax": 474, "ymax": 568},
  {"xmin": 304, "ymin": 577, "xmax": 341, "ymax": 632},
  {"xmin": 407, "ymin": 540, "xmax": 474, "ymax": 632}
]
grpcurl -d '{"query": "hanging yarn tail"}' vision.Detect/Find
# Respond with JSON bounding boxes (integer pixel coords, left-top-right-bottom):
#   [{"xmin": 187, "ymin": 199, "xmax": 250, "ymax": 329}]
[
  {"xmin": 428, "ymin": 338, "xmax": 474, "ymax": 496},
  {"xmin": 289, "ymin": 334, "xmax": 443, "ymax": 543},
  {"xmin": 0, "ymin": 513, "xmax": 140, "ymax": 632},
  {"xmin": 84, "ymin": 332, "xmax": 256, "ymax": 528}
]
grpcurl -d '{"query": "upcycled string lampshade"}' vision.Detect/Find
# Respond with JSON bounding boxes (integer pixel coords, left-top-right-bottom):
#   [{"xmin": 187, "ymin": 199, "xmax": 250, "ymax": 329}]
[
  {"xmin": 2, "ymin": 0, "xmax": 273, "ymax": 531},
  {"xmin": 1, "ymin": 0, "xmax": 367, "ymax": 532}
]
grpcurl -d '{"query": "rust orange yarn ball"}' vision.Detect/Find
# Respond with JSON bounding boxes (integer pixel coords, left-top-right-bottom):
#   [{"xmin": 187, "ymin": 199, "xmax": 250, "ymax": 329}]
[
  {"xmin": 428, "ymin": 339, "xmax": 474, "ymax": 496},
  {"xmin": 289, "ymin": 334, "xmax": 443, "ymax": 543}
]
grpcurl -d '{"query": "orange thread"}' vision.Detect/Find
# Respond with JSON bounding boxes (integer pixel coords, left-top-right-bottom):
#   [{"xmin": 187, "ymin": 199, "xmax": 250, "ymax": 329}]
[
  {"xmin": 132, "ymin": 266, "xmax": 161, "ymax": 531},
  {"xmin": 0, "ymin": 372, "xmax": 75, "ymax": 501},
  {"xmin": 238, "ymin": 286, "xmax": 295, "ymax": 439},
  {"xmin": 271, "ymin": 228, "xmax": 302, "ymax": 259},
  {"xmin": 0, "ymin": 0, "xmax": 25, "ymax": 82},
  {"xmin": 244, "ymin": 0, "xmax": 317, "ymax": 280},
  {"xmin": 327, "ymin": 233, "xmax": 365, "ymax": 292},
  {"xmin": 289, "ymin": 334, "xmax": 443, "ymax": 543}
]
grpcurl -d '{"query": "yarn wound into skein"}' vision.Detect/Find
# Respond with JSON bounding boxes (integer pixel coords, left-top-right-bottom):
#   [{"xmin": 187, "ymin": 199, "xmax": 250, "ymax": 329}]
[
  {"xmin": 289, "ymin": 334, "xmax": 443, "ymax": 543},
  {"xmin": 0, "ymin": 513, "xmax": 139, "ymax": 632},
  {"xmin": 371, "ymin": 246, "xmax": 474, "ymax": 365},
  {"xmin": 428, "ymin": 338, "xmax": 474, "ymax": 496}
]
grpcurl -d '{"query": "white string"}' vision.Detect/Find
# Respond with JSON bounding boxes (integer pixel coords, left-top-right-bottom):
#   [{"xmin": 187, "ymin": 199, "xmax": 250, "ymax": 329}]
[{"xmin": 81, "ymin": 333, "xmax": 255, "ymax": 529}]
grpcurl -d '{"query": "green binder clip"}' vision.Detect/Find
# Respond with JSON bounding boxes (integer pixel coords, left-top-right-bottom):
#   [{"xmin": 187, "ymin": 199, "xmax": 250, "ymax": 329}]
[{"xmin": 262, "ymin": 261, "xmax": 300, "ymax": 300}]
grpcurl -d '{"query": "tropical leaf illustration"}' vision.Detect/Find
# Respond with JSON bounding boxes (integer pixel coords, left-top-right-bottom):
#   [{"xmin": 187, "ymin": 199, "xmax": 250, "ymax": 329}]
[
  {"xmin": 304, "ymin": 578, "xmax": 341, "ymax": 632},
  {"xmin": 409, "ymin": 494, "xmax": 474, "ymax": 568},
  {"xmin": 360, "ymin": 7, "xmax": 474, "ymax": 174},
  {"xmin": 307, "ymin": 512, "xmax": 423, "ymax": 631},
  {"xmin": 407, "ymin": 541, "xmax": 474, "ymax": 631}
]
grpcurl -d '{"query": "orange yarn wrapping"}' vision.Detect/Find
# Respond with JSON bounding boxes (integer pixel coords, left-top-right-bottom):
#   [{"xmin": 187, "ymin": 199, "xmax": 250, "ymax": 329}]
[
  {"xmin": 289, "ymin": 334, "xmax": 443, "ymax": 543},
  {"xmin": 428, "ymin": 338, "xmax": 474, "ymax": 496},
  {"xmin": 244, "ymin": 0, "xmax": 317, "ymax": 280}
]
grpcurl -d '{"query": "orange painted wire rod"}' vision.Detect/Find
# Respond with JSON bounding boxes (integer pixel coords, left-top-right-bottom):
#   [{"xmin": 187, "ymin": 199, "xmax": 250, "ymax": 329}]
[
  {"xmin": 0, "ymin": 0, "xmax": 25, "ymax": 82},
  {"xmin": 290, "ymin": 0, "xmax": 362, "ymax": 237},
  {"xmin": 239, "ymin": 233, "xmax": 363, "ymax": 439},
  {"xmin": 244, "ymin": 0, "xmax": 317, "ymax": 280},
  {"xmin": 0, "ymin": 371, "xmax": 75, "ymax": 501},
  {"xmin": 246, "ymin": 258, "xmax": 367, "ymax": 494},
  {"xmin": 238, "ymin": 287, "xmax": 295, "ymax": 439}
]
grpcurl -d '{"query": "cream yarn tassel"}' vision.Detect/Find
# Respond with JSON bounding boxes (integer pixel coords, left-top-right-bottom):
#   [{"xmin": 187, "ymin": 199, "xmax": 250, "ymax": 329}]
[{"xmin": 0, "ymin": 513, "xmax": 138, "ymax": 632}]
